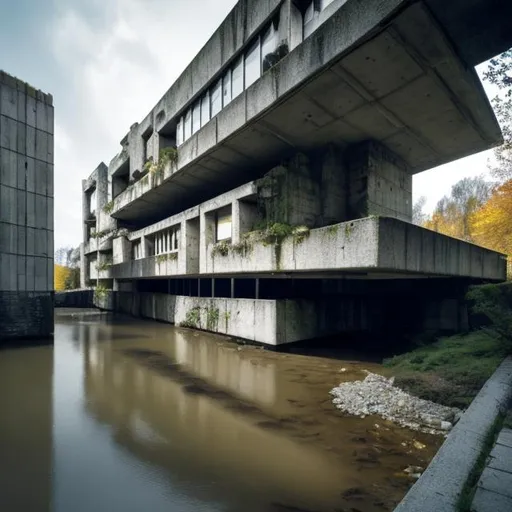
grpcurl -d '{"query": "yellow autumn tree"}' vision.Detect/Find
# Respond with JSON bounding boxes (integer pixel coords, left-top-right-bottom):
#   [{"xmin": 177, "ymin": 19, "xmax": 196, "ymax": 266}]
[
  {"xmin": 471, "ymin": 179, "xmax": 512, "ymax": 277},
  {"xmin": 421, "ymin": 177, "xmax": 493, "ymax": 242},
  {"xmin": 54, "ymin": 264, "xmax": 71, "ymax": 291}
]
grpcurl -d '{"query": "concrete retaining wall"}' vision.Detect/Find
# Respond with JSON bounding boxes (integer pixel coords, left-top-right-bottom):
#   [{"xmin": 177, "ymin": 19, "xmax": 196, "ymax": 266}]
[
  {"xmin": 55, "ymin": 290, "xmax": 94, "ymax": 308},
  {"xmin": 0, "ymin": 291, "xmax": 53, "ymax": 341},
  {"xmin": 395, "ymin": 357, "xmax": 512, "ymax": 512},
  {"xmin": 112, "ymin": 290, "xmax": 471, "ymax": 346}
]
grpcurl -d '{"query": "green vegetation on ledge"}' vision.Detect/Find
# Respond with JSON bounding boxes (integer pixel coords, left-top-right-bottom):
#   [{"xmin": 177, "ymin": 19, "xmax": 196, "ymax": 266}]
[{"xmin": 210, "ymin": 223, "xmax": 310, "ymax": 268}]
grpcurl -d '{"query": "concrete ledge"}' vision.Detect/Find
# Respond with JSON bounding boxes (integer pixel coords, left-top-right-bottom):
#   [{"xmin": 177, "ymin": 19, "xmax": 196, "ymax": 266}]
[{"xmin": 394, "ymin": 357, "xmax": 512, "ymax": 512}]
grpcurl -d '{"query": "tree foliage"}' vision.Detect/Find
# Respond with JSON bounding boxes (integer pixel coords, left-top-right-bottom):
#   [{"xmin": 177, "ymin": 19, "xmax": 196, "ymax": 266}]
[
  {"xmin": 54, "ymin": 246, "xmax": 81, "ymax": 290},
  {"xmin": 423, "ymin": 176, "xmax": 492, "ymax": 241},
  {"xmin": 54, "ymin": 264, "xmax": 71, "ymax": 291},
  {"xmin": 471, "ymin": 180, "xmax": 512, "ymax": 277},
  {"xmin": 483, "ymin": 49, "xmax": 512, "ymax": 182}
]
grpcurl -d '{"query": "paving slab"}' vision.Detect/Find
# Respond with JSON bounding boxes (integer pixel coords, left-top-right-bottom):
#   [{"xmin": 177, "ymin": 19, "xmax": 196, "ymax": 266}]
[
  {"xmin": 477, "ymin": 467, "xmax": 512, "ymax": 499},
  {"xmin": 496, "ymin": 428, "xmax": 512, "ymax": 449},
  {"xmin": 487, "ymin": 443, "xmax": 512, "ymax": 474},
  {"xmin": 472, "ymin": 487, "xmax": 512, "ymax": 512}
]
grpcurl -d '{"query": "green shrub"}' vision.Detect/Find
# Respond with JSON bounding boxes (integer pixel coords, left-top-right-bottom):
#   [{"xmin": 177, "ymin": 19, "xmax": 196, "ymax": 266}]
[{"xmin": 467, "ymin": 282, "xmax": 512, "ymax": 348}]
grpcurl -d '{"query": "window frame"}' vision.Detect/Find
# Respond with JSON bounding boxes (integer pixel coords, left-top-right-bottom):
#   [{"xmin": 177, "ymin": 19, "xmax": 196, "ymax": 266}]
[
  {"xmin": 210, "ymin": 79, "xmax": 223, "ymax": 118},
  {"xmin": 244, "ymin": 37, "xmax": 261, "ymax": 89}
]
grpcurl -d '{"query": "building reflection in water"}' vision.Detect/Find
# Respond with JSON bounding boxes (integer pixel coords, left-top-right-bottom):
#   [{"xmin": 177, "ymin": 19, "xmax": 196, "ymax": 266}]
[
  {"xmin": 81, "ymin": 319, "xmax": 353, "ymax": 512},
  {"xmin": 0, "ymin": 312, "xmax": 356, "ymax": 512}
]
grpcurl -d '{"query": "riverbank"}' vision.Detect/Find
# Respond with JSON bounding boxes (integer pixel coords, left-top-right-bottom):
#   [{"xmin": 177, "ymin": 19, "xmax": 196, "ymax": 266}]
[
  {"xmin": 383, "ymin": 330, "xmax": 509, "ymax": 408},
  {"xmin": 384, "ymin": 282, "xmax": 512, "ymax": 409}
]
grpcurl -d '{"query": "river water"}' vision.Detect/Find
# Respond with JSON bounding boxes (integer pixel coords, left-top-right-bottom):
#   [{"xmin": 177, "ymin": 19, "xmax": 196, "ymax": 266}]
[{"xmin": 0, "ymin": 310, "xmax": 440, "ymax": 512}]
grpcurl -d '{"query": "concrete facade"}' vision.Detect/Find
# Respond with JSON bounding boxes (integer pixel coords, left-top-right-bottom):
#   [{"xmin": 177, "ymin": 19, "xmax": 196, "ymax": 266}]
[
  {"xmin": 0, "ymin": 71, "xmax": 54, "ymax": 342},
  {"xmin": 80, "ymin": 0, "xmax": 508, "ymax": 345}
]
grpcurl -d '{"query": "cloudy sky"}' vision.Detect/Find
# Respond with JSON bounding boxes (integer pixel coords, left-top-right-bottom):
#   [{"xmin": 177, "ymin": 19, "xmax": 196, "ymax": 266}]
[{"xmin": 0, "ymin": 0, "xmax": 497, "ymax": 250}]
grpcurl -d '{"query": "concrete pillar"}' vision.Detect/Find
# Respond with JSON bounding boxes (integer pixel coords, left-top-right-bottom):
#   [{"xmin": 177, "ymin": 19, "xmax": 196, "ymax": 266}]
[
  {"xmin": 345, "ymin": 140, "xmax": 412, "ymax": 222},
  {"xmin": 0, "ymin": 72, "xmax": 54, "ymax": 342},
  {"xmin": 200, "ymin": 212, "xmax": 215, "ymax": 273},
  {"xmin": 80, "ymin": 243, "xmax": 87, "ymax": 288},
  {"xmin": 185, "ymin": 218, "xmax": 200, "ymax": 274}
]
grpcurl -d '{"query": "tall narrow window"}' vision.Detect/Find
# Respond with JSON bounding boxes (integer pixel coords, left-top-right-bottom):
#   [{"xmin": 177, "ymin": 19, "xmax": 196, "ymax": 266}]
[
  {"xmin": 261, "ymin": 24, "xmax": 278, "ymax": 73},
  {"xmin": 184, "ymin": 109, "xmax": 192, "ymax": 141},
  {"xmin": 176, "ymin": 117, "xmax": 184, "ymax": 146},
  {"xmin": 216, "ymin": 208, "xmax": 232, "ymax": 242},
  {"xmin": 222, "ymin": 69, "xmax": 232, "ymax": 107},
  {"xmin": 192, "ymin": 101, "xmax": 201, "ymax": 134},
  {"xmin": 304, "ymin": 1, "xmax": 315, "ymax": 38},
  {"xmin": 321, "ymin": 0, "xmax": 335, "ymax": 9},
  {"xmin": 244, "ymin": 39, "xmax": 261, "ymax": 88},
  {"xmin": 89, "ymin": 189, "xmax": 97, "ymax": 215},
  {"xmin": 174, "ymin": 227, "xmax": 180, "ymax": 250},
  {"xmin": 201, "ymin": 91, "xmax": 210, "ymax": 127},
  {"xmin": 232, "ymin": 57, "xmax": 244, "ymax": 99},
  {"xmin": 211, "ymin": 79, "xmax": 222, "ymax": 117},
  {"xmin": 132, "ymin": 240, "xmax": 142, "ymax": 260}
]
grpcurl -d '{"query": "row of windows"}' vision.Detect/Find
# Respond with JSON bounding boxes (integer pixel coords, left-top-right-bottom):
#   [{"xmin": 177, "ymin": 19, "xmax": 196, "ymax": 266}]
[
  {"xmin": 153, "ymin": 227, "xmax": 180, "ymax": 255},
  {"xmin": 176, "ymin": 21, "xmax": 279, "ymax": 146}
]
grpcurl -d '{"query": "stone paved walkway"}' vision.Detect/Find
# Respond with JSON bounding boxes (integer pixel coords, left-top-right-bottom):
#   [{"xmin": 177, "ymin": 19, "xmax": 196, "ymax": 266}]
[{"xmin": 471, "ymin": 427, "xmax": 512, "ymax": 512}]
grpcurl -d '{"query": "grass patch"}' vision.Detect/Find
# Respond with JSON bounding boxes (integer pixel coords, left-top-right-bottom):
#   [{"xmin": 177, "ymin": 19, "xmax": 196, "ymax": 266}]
[{"xmin": 384, "ymin": 330, "xmax": 508, "ymax": 408}]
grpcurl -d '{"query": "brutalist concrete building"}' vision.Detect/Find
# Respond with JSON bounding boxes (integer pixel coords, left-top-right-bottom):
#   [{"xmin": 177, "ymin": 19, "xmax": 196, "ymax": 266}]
[
  {"xmin": 81, "ymin": 0, "xmax": 510, "ymax": 346},
  {"xmin": 0, "ymin": 71, "xmax": 54, "ymax": 342}
]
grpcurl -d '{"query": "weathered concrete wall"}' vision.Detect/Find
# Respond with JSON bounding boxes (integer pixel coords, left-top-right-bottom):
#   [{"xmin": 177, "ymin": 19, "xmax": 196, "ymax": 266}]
[
  {"xmin": 256, "ymin": 147, "xmax": 347, "ymax": 228},
  {"xmin": 0, "ymin": 71, "xmax": 54, "ymax": 341},
  {"xmin": 55, "ymin": 290, "xmax": 94, "ymax": 308},
  {"xmin": 205, "ymin": 217, "xmax": 506, "ymax": 280},
  {"xmin": 347, "ymin": 140, "xmax": 412, "ymax": 222},
  {"xmin": 112, "ymin": 290, "xmax": 469, "ymax": 346}
]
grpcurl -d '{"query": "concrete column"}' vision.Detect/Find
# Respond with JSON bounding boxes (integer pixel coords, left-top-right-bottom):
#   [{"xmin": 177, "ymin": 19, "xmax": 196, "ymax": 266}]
[
  {"xmin": 232, "ymin": 200, "xmax": 241, "ymax": 244},
  {"xmin": 80, "ymin": 243, "xmax": 87, "ymax": 288},
  {"xmin": 345, "ymin": 140, "xmax": 412, "ymax": 222},
  {"xmin": 200, "ymin": 212, "xmax": 215, "ymax": 273},
  {"xmin": 185, "ymin": 218, "xmax": 200, "ymax": 274}
]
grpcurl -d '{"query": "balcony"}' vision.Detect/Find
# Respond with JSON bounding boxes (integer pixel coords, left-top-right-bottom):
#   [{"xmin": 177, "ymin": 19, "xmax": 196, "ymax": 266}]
[
  {"xmin": 203, "ymin": 217, "xmax": 506, "ymax": 281},
  {"xmin": 112, "ymin": 252, "xmax": 181, "ymax": 280}
]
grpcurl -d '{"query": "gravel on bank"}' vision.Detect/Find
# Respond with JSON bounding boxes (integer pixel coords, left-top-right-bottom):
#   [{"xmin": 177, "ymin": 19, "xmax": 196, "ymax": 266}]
[{"xmin": 330, "ymin": 371, "xmax": 462, "ymax": 435}]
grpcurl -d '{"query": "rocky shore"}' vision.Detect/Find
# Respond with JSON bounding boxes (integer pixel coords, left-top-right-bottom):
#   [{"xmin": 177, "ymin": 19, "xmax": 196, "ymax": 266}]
[{"xmin": 330, "ymin": 371, "xmax": 462, "ymax": 435}]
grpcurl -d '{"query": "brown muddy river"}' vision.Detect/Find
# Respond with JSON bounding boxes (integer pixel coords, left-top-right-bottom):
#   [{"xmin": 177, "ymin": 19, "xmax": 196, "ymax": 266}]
[{"xmin": 0, "ymin": 310, "xmax": 440, "ymax": 512}]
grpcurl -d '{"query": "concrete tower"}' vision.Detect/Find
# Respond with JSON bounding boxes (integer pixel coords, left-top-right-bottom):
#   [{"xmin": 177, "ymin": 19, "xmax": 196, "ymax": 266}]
[{"xmin": 0, "ymin": 71, "xmax": 54, "ymax": 342}]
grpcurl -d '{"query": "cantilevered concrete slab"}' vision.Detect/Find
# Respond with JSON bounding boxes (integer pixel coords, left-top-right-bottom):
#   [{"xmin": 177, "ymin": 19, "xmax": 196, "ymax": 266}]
[
  {"xmin": 110, "ymin": 0, "xmax": 501, "ymax": 225},
  {"xmin": 112, "ymin": 217, "xmax": 506, "ymax": 282}
]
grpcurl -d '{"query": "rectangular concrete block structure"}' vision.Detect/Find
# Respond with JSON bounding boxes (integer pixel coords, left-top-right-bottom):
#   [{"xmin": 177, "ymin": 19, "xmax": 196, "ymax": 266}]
[
  {"xmin": 80, "ymin": 0, "xmax": 508, "ymax": 345},
  {"xmin": 0, "ymin": 71, "xmax": 54, "ymax": 342}
]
